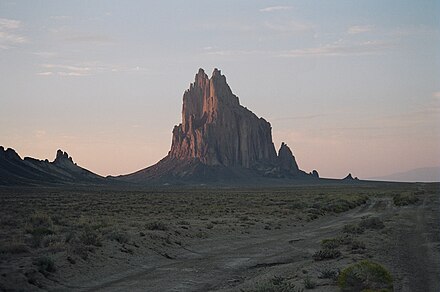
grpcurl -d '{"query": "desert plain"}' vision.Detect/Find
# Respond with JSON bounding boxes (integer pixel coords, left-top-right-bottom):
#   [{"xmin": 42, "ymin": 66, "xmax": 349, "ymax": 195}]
[{"xmin": 0, "ymin": 182, "xmax": 439, "ymax": 291}]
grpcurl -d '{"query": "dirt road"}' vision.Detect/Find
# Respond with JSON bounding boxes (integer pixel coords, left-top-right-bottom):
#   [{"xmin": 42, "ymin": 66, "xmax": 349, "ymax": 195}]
[
  {"xmin": 58, "ymin": 194, "xmax": 440, "ymax": 292},
  {"xmin": 382, "ymin": 194, "xmax": 440, "ymax": 292}
]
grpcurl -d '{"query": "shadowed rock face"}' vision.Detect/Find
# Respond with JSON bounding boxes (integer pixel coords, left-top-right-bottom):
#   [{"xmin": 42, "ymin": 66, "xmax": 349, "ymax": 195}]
[
  {"xmin": 278, "ymin": 142, "xmax": 300, "ymax": 174},
  {"xmin": 53, "ymin": 149, "xmax": 74, "ymax": 166},
  {"xmin": 169, "ymin": 68, "xmax": 278, "ymax": 168},
  {"xmin": 0, "ymin": 147, "xmax": 103, "ymax": 186}
]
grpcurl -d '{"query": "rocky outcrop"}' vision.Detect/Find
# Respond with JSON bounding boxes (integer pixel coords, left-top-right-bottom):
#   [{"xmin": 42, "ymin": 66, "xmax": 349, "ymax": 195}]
[
  {"xmin": 169, "ymin": 68, "xmax": 277, "ymax": 168},
  {"xmin": 2, "ymin": 147, "xmax": 21, "ymax": 161},
  {"xmin": 53, "ymin": 149, "xmax": 76, "ymax": 168},
  {"xmin": 343, "ymin": 173, "xmax": 359, "ymax": 180},
  {"xmin": 278, "ymin": 142, "xmax": 299, "ymax": 174},
  {"xmin": 121, "ymin": 68, "xmax": 316, "ymax": 184},
  {"xmin": 310, "ymin": 170, "xmax": 320, "ymax": 178},
  {"xmin": 0, "ymin": 147, "xmax": 103, "ymax": 186}
]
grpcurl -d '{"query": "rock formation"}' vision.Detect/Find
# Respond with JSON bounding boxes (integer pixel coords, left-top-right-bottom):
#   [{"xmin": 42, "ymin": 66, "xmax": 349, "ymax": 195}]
[
  {"xmin": 343, "ymin": 173, "xmax": 359, "ymax": 181},
  {"xmin": 310, "ymin": 170, "xmax": 320, "ymax": 178},
  {"xmin": 278, "ymin": 142, "xmax": 300, "ymax": 175},
  {"xmin": 169, "ymin": 68, "xmax": 278, "ymax": 168},
  {"xmin": 53, "ymin": 149, "xmax": 76, "ymax": 168},
  {"xmin": 122, "ymin": 68, "xmax": 316, "ymax": 183},
  {"xmin": 0, "ymin": 147, "xmax": 103, "ymax": 186}
]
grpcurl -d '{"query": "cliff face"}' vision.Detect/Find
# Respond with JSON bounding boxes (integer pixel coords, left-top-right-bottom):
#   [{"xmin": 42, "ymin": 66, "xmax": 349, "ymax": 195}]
[{"xmin": 169, "ymin": 68, "xmax": 278, "ymax": 168}]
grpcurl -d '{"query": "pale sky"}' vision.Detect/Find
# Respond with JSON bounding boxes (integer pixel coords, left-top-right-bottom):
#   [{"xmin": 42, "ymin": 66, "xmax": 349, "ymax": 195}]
[{"xmin": 1, "ymin": 0, "xmax": 439, "ymax": 179}]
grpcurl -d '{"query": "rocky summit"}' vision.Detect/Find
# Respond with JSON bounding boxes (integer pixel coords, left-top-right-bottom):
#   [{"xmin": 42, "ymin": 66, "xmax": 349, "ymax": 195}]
[
  {"xmin": 170, "ymin": 68, "xmax": 277, "ymax": 168},
  {"xmin": 122, "ymin": 68, "xmax": 318, "ymax": 184}
]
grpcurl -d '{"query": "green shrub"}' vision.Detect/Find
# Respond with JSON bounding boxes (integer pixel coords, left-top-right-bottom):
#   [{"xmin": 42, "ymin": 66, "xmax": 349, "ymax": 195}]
[
  {"xmin": 351, "ymin": 240, "xmax": 366, "ymax": 251},
  {"xmin": 0, "ymin": 243, "xmax": 29, "ymax": 254},
  {"xmin": 323, "ymin": 196, "xmax": 367, "ymax": 214},
  {"xmin": 252, "ymin": 276, "xmax": 303, "ymax": 292},
  {"xmin": 26, "ymin": 212, "xmax": 55, "ymax": 248},
  {"xmin": 27, "ymin": 212, "xmax": 53, "ymax": 230},
  {"xmin": 70, "ymin": 242, "xmax": 94, "ymax": 260},
  {"xmin": 303, "ymin": 276, "xmax": 316, "ymax": 289},
  {"xmin": 41, "ymin": 234, "xmax": 65, "ymax": 252},
  {"xmin": 393, "ymin": 194, "xmax": 419, "ymax": 206},
  {"xmin": 359, "ymin": 217, "xmax": 384, "ymax": 230},
  {"xmin": 343, "ymin": 224, "xmax": 365, "ymax": 234},
  {"xmin": 313, "ymin": 248, "xmax": 341, "ymax": 261},
  {"xmin": 321, "ymin": 238, "xmax": 341, "ymax": 249},
  {"xmin": 107, "ymin": 231, "xmax": 129, "ymax": 244},
  {"xmin": 338, "ymin": 260, "xmax": 393, "ymax": 292},
  {"xmin": 79, "ymin": 227, "xmax": 102, "ymax": 247},
  {"xmin": 34, "ymin": 256, "xmax": 56, "ymax": 274},
  {"xmin": 318, "ymin": 267, "xmax": 339, "ymax": 280},
  {"xmin": 146, "ymin": 221, "xmax": 168, "ymax": 231}
]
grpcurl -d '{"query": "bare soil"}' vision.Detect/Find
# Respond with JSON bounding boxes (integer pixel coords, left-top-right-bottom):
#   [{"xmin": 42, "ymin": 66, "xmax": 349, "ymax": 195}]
[{"xmin": 0, "ymin": 183, "xmax": 438, "ymax": 291}]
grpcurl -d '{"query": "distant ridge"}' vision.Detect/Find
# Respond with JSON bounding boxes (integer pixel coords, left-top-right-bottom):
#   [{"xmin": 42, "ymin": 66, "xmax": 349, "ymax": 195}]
[
  {"xmin": 0, "ymin": 147, "xmax": 103, "ymax": 186},
  {"xmin": 117, "ymin": 68, "xmax": 320, "ymax": 184},
  {"xmin": 369, "ymin": 167, "xmax": 440, "ymax": 182}
]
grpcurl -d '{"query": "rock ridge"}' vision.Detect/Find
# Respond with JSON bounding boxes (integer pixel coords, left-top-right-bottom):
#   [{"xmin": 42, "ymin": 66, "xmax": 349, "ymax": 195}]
[{"xmin": 0, "ymin": 147, "xmax": 103, "ymax": 186}]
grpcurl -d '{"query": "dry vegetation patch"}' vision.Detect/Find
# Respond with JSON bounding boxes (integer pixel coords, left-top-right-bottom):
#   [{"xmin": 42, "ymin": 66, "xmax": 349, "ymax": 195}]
[{"xmin": 0, "ymin": 183, "xmax": 437, "ymax": 291}]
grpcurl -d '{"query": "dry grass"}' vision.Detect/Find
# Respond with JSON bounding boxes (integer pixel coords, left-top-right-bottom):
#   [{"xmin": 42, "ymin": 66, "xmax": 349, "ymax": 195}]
[{"xmin": 0, "ymin": 182, "xmax": 437, "ymax": 290}]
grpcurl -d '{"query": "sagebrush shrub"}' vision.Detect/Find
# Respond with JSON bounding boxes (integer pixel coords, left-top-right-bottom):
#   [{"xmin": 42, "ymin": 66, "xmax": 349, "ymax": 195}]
[{"xmin": 338, "ymin": 260, "xmax": 393, "ymax": 292}]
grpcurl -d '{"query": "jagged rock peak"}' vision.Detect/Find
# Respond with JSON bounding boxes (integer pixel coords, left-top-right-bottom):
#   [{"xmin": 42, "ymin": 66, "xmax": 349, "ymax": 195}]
[
  {"xmin": 169, "ymin": 68, "xmax": 278, "ymax": 168},
  {"xmin": 53, "ymin": 149, "xmax": 73, "ymax": 164},
  {"xmin": 212, "ymin": 68, "xmax": 221, "ymax": 77},
  {"xmin": 343, "ymin": 173, "xmax": 358, "ymax": 180},
  {"xmin": 310, "ymin": 170, "xmax": 319, "ymax": 178},
  {"xmin": 1, "ymin": 147, "xmax": 21, "ymax": 161},
  {"xmin": 278, "ymin": 142, "xmax": 300, "ymax": 174}
]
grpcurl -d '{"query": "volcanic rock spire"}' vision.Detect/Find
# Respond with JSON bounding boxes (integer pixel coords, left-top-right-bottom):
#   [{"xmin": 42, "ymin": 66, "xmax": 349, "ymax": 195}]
[
  {"xmin": 169, "ymin": 68, "xmax": 278, "ymax": 169},
  {"xmin": 122, "ymin": 68, "xmax": 314, "ymax": 183}
]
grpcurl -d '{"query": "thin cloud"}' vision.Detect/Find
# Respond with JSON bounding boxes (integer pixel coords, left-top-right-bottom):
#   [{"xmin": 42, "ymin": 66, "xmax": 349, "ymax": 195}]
[
  {"xmin": 43, "ymin": 64, "xmax": 91, "ymax": 72},
  {"xmin": 0, "ymin": 18, "xmax": 20, "ymax": 29},
  {"xmin": 63, "ymin": 34, "xmax": 113, "ymax": 44},
  {"xmin": 34, "ymin": 130, "xmax": 46, "ymax": 138},
  {"xmin": 37, "ymin": 71, "xmax": 54, "ymax": 76},
  {"xmin": 41, "ymin": 64, "xmax": 91, "ymax": 77},
  {"xmin": 280, "ymin": 40, "xmax": 392, "ymax": 58},
  {"xmin": 206, "ymin": 49, "xmax": 267, "ymax": 57},
  {"xmin": 50, "ymin": 15, "xmax": 72, "ymax": 20},
  {"xmin": 270, "ymin": 114, "xmax": 326, "ymax": 121},
  {"xmin": 265, "ymin": 20, "xmax": 312, "ymax": 33},
  {"xmin": 38, "ymin": 62, "xmax": 150, "ymax": 76},
  {"xmin": 58, "ymin": 71, "xmax": 89, "ymax": 77},
  {"xmin": 32, "ymin": 51, "xmax": 57, "ymax": 58},
  {"xmin": 0, "ymin": 17, "xmax": 27, "ymax": 49},
  {"xmin": 259, "ymin": 6, "xmax": 293, "ymax": 12},
  {"xmin": 433, "ymin": 91, "xmax": 440, "ymax": 99},
  {"xmin": 348, "ymin": 25, "xmax": 374, "ymax": 34}
]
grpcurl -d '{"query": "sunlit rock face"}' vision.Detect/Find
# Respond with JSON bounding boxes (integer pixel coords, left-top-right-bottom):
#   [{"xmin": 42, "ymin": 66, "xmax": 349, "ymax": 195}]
[
  {"xmin": 169, "ymin": 68, "xmax": 278, "ymax": 168},
  {"xmin": 121, "ymin": 68, "xmax": 315, "ymax": 183}
]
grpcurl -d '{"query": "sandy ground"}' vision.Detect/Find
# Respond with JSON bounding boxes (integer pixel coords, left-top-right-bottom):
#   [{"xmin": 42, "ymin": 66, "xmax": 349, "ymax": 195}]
[
  {"xmin": 63, "ymin": 196, "xmax": 440, "ymax": 292},
  {"xmin": 0, "ymin": 183, "xmax": 439, "ymax": 291}
]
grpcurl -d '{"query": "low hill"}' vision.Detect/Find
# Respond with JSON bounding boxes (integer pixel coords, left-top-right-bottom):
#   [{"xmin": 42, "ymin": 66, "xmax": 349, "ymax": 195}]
[{"xmin": 0, "ymin": 147, "xmax": 104, "ymax": 186}]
